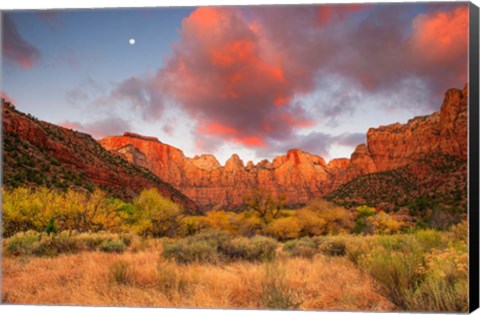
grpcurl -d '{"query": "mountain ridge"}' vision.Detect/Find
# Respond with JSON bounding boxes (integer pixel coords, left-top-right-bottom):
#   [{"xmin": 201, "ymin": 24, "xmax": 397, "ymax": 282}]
[{"xmin": 99, "ymin": 85, "xmax": 468, "ymax": 210}]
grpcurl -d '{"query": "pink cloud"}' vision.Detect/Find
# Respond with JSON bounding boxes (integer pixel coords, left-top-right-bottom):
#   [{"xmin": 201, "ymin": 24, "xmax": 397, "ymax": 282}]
[
  {"xmin": 60, "ymin": 117, "xmax": 131, "ymax": 139},
  {"xmin": 410, "ymin": 6, "xmax": 468, "ymax": 85},
  {"xmin": 155, "ymin": 7, "xmax": 312, "ymax": 148},
  {"xmin": 2, "ymin": 15, "xmax": 40, "ymax": 69},
  {"xmin": 1, "ymin": 91, "xmax": 16, "ymax": 104}
]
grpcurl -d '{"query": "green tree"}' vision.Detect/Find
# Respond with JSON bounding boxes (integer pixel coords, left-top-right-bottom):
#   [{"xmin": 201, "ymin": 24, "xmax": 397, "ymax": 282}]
[
  {"xmin": 45, "ymin": 217, "xmax": 58, "ymax": 235},
  {"xmin": 354, "ymin": 205, "xmax": 376, "ymax": 234}
]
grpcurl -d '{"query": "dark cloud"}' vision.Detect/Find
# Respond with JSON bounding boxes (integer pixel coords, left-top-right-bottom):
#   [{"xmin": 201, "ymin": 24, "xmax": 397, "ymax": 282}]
[
  {"xmin": 250, "ymin": 3, "xmax": 467, "ymax": 101},
  {"xmin": 60, "ymin": 117, "xmax": 132, "ymax": 139},
  {"xmin": 2, "ymin": 15, "xmax": 40, "ymax": 69},
  {"xmin": 65, "ymin": 77, "xmax": 103, "ymax": 104},
  {"xmin": 95, "ymin": 76, "xmax": 165, "ymax": 121}
]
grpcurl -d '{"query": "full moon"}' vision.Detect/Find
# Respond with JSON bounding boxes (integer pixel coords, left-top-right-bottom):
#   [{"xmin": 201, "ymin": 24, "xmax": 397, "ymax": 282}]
[{"xmin": 129, "ymin": 38, "xmax": 135, "ymax": 45}]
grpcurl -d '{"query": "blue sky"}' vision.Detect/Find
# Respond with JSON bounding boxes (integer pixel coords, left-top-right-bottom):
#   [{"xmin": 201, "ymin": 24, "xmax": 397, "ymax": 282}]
[{"xmin": 1, "ymin": 3, "xmax": 468, "ymax": 164}]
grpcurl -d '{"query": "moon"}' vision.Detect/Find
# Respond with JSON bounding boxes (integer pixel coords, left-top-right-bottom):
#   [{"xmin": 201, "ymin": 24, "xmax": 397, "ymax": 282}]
[{"xmin": 129, "ymin": 38, "xmax": 135, "ymax": 45}]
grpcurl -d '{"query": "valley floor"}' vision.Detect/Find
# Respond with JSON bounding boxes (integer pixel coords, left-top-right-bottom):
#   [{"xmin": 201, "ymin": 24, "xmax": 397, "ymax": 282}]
[{"xmin": 2, "ymin": 250, "xmax": 395, "ymax": 311}]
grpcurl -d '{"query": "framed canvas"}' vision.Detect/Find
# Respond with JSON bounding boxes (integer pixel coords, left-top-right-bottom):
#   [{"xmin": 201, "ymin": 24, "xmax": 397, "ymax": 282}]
[{"xmin": 1, "ymin": 0, "xmax": 479, "ymax": 314}]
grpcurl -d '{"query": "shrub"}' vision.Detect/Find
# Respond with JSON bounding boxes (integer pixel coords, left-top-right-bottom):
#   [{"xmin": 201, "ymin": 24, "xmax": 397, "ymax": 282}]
[
  {"xmin": 5, "ymin": 230, "xmax": 42, "ymax": 256},
  {"xmin": 318, "ymin": 238, "xmax": 346, "ymax": 256},
  {"xmin": 47, "ymin": 231, "xmax": 81, "ymax": 255},
  {"xmin": 162, "ymin": 239, "xmax": 219, "ymax": 264},
  {"xmin": 161, "ymin": 231, "xmax": 277, "ymax": 264},
  {"xmin": 4, "ymin": 231, "xmax": 143, "ymax": 256},
  {"xmin": 188, "ymin": 230, "xmax": 232, "ymax": 247},
  {"xmin": 156, "ymin": 259, "xmax": 188, "ymax": 294},
  {"xmin": 414, "ymin": 229, "xmax": 447, "ymax": 251},
  {"xmin": 404, "ymin": 246, "xmax": 468, "ymax": 312},
  {"xmin": 358, "ymin": 246, "xmax": 423, "ymax": 308},
  {"xmin": 283, "ymin": 238, "xmax": 318, "ymax": 259},
  {"xmin": 260, "ymin": 261, "xmax": 302, "ymax": 309},
  {"xmin": 99, "ymin": 239, "xmax": 126, "ymax": 253},
  {"xmin": 5, "ymin": 230, "xmax": 80, "ymax": 256},
  {"xmin": 348, "ymin": 232, "xmax": 468, "ymax": 312},
  {"xmin": 220, "ymin": 236, "xmax": 277, "ymax": 262},
  {"xmin": 449, "ymin": 220, "xmax": 467, "ymax": 242},
  {"xmin": 109, "ymin": 260, "xmax": 135, "ymax": 285}
]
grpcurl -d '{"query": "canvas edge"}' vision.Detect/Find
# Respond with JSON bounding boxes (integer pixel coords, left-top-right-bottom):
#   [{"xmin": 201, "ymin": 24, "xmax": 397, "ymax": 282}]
[{"xmin": 469, "ymin": 1, "xmax": 480, "ymax": 313}]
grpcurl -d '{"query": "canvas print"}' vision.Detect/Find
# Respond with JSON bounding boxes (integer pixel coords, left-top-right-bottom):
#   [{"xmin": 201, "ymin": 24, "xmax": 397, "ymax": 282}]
[{"xmin": 0, "ymin": 1, "xmax": 476, "ymax": 312}]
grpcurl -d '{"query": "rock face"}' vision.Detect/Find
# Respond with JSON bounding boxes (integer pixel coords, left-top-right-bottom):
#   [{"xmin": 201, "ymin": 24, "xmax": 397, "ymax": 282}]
[
  {"xmin": 2, "ymin": 102, "xmax": 199, "ymax": 212},
  {"xmin": 366, "ymin": 86, "xmax": 468, "ymax": 172},
  {"xmin": 100, "ymin": 86, "xmax": 468, "ymax": 210}
]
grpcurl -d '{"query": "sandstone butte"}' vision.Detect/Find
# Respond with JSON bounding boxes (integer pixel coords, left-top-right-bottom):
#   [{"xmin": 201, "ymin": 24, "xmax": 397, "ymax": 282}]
[{"xmin": 99, "ymin": 85, "xmax": 468, "ymax": 211}]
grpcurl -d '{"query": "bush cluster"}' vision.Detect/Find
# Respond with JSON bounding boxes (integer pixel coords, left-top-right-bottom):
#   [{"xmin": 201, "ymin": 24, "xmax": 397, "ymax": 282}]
[
  {"xmin": 283, "ymin": 236, "xmax": 346, "ymax": 258},
  {"xmin": 4, "ymin": 230, "xmax": 132, "ymax": 256},
  {"xmin": 341, "ymin": 222, "xmax": 468, "ymax": 312},
  {"xmin": 162, "ymin": 231, "xmax": 277, "ymax": 264}
]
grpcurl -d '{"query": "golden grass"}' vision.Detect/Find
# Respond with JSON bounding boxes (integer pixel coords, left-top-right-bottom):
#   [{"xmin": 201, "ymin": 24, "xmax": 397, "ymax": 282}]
[{"xmin": 1, "ymin": 250, "xmax": 394, "ymax": 311}]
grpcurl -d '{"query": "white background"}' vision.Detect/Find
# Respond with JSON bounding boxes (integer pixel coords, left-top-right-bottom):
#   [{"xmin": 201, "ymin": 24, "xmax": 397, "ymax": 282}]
[{"xmin": 0, "ymin": 0, "xmax": 479, "ymax": 315}]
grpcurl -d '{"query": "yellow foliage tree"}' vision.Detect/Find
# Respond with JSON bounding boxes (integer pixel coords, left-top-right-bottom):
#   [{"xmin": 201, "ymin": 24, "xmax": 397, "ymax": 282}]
[
  {"xmin": 2, "ymin": 187, "xmax": 128, "ymax": 236},
  {"xmin": 303, "ymin": 199, "xmax": 354, "ymax": 235},
  {"xmin": 266, "ymin": 216, "xmax": 301, "ymax": 240},
  {"xmin": 369, "ymin": 211, "xmax": 404, "ymax": 234},
  {"xmin": 295, "ymin": 208, "xmax": 327, "ymax": 237},
  {"xmin": 130, "ymin": 188, "xmax": 183, "ymax": 237}
]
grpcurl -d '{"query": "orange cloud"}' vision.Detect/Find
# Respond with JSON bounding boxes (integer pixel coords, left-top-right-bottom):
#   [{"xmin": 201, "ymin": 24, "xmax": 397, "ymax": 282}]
[
  {"xmin": 238, "ymin": 136, "xmax": 266, "ymax": 147},
  {"xmin": 158, "ymin": 7, "xmax": 312, "ymax": 148},
  {"xmin": 410, "ymin": 6, "xmax": 468, "ymax": 65},
  {"xmin": 199, "ymin": 122, "xmax": 238, "ymax": 136}
]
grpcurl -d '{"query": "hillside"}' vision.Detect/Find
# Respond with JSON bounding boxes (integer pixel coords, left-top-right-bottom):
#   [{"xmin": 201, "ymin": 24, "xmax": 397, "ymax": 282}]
[
  {"xmin": 326, "ymin": 153, "xmax": 467, "ymax": 227},
  {"xmin": 1, "ymin": 101, "xmax": 199, "ymax": 212}
]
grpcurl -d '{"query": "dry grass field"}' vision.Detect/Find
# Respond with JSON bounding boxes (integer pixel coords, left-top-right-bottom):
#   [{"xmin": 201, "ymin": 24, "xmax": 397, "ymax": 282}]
[{"xmin": 2, "ymin": 250, "xmax": 394, "ymax": 311}]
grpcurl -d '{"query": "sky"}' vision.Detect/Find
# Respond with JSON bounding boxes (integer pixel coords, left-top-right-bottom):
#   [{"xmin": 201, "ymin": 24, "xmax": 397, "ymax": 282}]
[{"xmin": 1, "ymin": 2, "xmax": 469, "ymax": 164}]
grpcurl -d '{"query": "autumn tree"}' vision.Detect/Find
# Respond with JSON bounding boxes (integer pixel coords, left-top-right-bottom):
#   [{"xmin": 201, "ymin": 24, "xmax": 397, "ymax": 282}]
[
  {"xmin": 266, "ymin": 216, "xmax": 302, "ymax": 240},
  {"xmin": 130, "ymin": 188, "xmax": 183, "ymax": 237},
  {"xmin": 243, "ymin": 189, "xmax": 287, "ymax": 223},
  {"xmin": 295, "ymin": 208, "xmax": 327, "ymax": 237},
  {"xmin": 370, "ymin": 211, "xmax": 405, "ymax": 234},
  {"xmin": 2, "ymin": 187, "xmax": 126, "ymax": 236},
  {"xmin": 199, "ymin": 210, "xmax": 262, "ymax": 236},
  {"xmin": 304, "ymin": 199, "xmax": 355, "ymax": 235}
]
